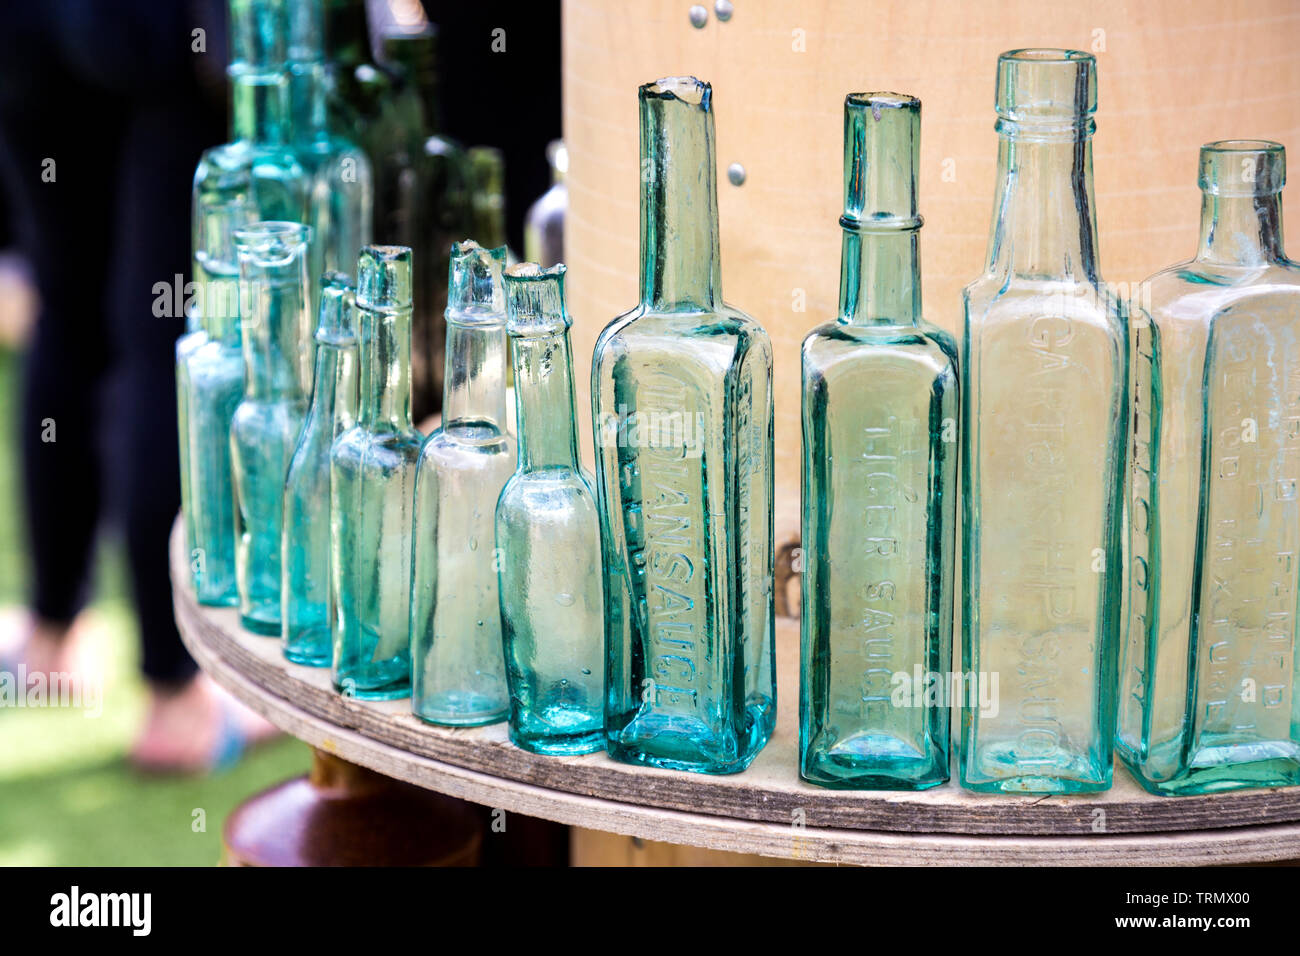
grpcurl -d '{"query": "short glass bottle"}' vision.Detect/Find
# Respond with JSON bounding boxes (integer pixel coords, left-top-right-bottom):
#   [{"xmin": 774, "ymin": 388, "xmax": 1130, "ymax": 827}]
[
  {"xmin": 497, "ymin": 262, "xmax": 604, "ymax": 755},
  {"xmin": 286, "ymin": 0, "xmax": 373, "ymax": 294},
  {"xmin": 193, "ymin": 0, "xmax": 308, "ymax": 227},
  {"xmin": 960, "ymin": 50, "xmax": 1128, "ymax": 794},
  {"xmin": 282, "ymin": 273, "xmax": 359, "ymax": 666},
  {"xmin": 410, "ymin": 242, "xmax": 515, "ymax": 726},
  {"xmin": 591, "ymin": 77, "xmax": 776, "ymax": 775},
  {"xmin": 1119, "ymin": 140, "xmax": 1300, "ymax": 795},
  {"xmin": 330, "ymin": 245, "xmax": 423, "ymax": 699},
  {"xmin": 181, "ymin": 177, "xmax": 254, "ymax": 606},
  {"xmin": 231, "ymin": 221, "xmax": 314, "ymax": 634},
  {"xmin": 800, "ymin": 94, "xmax": 958, "ymax": 790}
]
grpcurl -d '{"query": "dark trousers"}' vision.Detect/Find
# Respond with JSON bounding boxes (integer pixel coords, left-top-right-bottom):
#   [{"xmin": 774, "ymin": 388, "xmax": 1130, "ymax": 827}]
[{"xmin": 0, "ymin": 2, "xmax": 225, "ymax": 685}]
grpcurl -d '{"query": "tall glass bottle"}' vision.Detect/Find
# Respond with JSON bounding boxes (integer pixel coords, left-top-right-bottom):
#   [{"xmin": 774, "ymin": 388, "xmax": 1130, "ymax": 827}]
[
  {"xmin": 497, "ymin": 262, "xmax": 604, "ymax": 755},
  {"xmin": 331, "ymin": 245, "xmax": 423, "ymax": 698},
  {"xmin": 181, "ymin": 176, "xmax": 254, "ymax": 606},
  {"xmin": 591, "ymin": 77, "xmax": 775, "ymax": 775},
  {"xmin": 960, "ymin": 50, "xmax": 1128, "ymax": 793},
  {"xmin": 524, "ymin": 140, "xmax": 567, "ymax": 268},
  {"xmin": 1119, "ymin": 140, "xmax": 1300, "ymax": 794},
  {"xmin": 193, "ymin": 0, "xmax": 308, "ymax": 227},
  {"xmin": 800, "ymin": 94, "xmax": 958, "ymax": 790},
  {"xmin": 230, "ymin": 221, "xmax": 314, "ymax": 634},
  {"xmin": 287, "ymin": 0, "xmax": 373, "ymax": 292},
  {"xmin": 410, "ymin": 242, "xmax": 514, "ymax": 725},
  {"xmin": 380, "ymin": 26, "xmax": 471, "ymax": 421},
  {"xmin": 282, "ymin": 273, "xmax": 358, "ymax": 666}
]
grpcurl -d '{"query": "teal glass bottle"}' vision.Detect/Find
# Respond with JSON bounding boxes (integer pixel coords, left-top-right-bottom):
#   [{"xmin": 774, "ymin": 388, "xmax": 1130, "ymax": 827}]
[
  {"xmin": 193, "ymin": 0, "xmax": 308, "ymax": 228},
  {"xmin": 524, "ymin": 140, "xmax": 567, "ymax": 268},
  {"xmin": 591, "ymin": 77, "xmax": 776, "ymax": 775},
  {"xmin": 497, "ymin": 262, "xmax": 604, "ymax": 755},
  {"xmin": 282, "ymin": 273, "xmax": 358, "ymax": 666},
  {"xmin": 960, "ymin": 50, "xmax": 1128, "ymax": 794},
  {"xmin": 231, "ymin": 221, "xmax": 314, "ymax": 634},
  {"xmin": 181, "ymin": 174, "xmax": 254, "ymax": 606},
  {"xmin": 1119, "ymin": 140, "xmax": 1300, "ymax": 795},
  {"xmin": 286, "ymin": 0, "xmax": 372, "ymax": 292},
  {"xmin": 177, "ymin": 303, "xmax": 205, "ymax": 575},
  {"xmin": 410, "ymin": 242, "xmax": 515, "ymax": 726},
  {"xmin": 331, "ymin": 245, "xmax": 423, "ymax": 698},
  {"xmin": 799, "ymin": 94, "xmax": 958, "ymax": 790}
]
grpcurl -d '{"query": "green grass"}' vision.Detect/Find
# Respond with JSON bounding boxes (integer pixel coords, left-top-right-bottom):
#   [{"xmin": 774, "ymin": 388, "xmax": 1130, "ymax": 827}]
[{"xmin": 0, "ymin": 346, "xmax": 311, "ymax": 866}]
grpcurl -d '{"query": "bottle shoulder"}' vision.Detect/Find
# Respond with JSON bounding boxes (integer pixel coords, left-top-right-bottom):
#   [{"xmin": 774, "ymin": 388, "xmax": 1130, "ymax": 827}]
[
  {"xmin": 802, "ymin": 319, "xmax": 958, "ymax": 375},
  {"xmin": 1139, "ymin": 258, "xmax": 1300, "ymax": 327},
  {"xmin": 963, "ymin": 273, "xmax": 1126, "ymax": 335},
  {"xmin": 593, "ymin": 303, "xmax": 772, "ymax": 378}
]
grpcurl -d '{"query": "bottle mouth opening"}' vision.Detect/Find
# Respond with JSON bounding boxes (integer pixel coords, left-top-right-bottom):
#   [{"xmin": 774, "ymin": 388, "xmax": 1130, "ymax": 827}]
[
  {"xmin": 1202, "ymin": 139, "xmax": 1284, "ymax": 156},
  {"xmin": 846, "ymin": 91, "xmax": 919, "ymax": 112},
  {"xmin": 641, "ymin": 76, "xmax": 710, "ymax": 107},
  {"xmin": 1001, "ymin": 48, "xmax": 1092, "ymax": 63},
  {"xmin": 505, "ymin": 262, "xmax": 566, "ymax": 282}
]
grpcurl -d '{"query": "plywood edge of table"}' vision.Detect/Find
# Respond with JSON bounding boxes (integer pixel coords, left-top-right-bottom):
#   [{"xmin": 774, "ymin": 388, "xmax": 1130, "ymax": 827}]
[{"xmin": 170, "ymin": 521, "xmax": 1300, "ymax": 865}]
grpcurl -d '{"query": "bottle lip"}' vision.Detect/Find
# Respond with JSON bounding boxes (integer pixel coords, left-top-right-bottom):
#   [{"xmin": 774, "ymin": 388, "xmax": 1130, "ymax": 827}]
[
  {"xmin": 505, "ymin": 261, "xmax": 566, "ymax": 282},
  {"xmin": 504, "ymin": 262, "xmax": 569, "ymax": 335},
  {"xmin": 995, "ymin": 47, "xmax": 1097, "ymax": 130},
  {"xmin": 1199, "ymin": 139, "xmax": 1286, "ymax": 195},
  {"xmin": 357, "ymin": 244, "xmax": 413, "ymax": 310},
  {"xmin": 846, "ymin": 91, "xmax": 919, "ymax": 112},
  {"xmin": 640, "ymin": 76, "xmax": 711, "ymax": 108}
]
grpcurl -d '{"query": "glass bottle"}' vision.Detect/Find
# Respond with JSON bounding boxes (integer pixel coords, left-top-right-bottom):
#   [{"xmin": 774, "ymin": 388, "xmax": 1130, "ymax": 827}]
[
  {"xmin": 282, "ymin": 272, "xmax": 359, "ymax": 666},
  {"xmin": 960, "ymin": 50, "xmax": 1128, "ymax": 794},
  {"xmin": 1119, "ymin": 140, "xmax": 1300, "ymax": 794},
  {"xmin": 231, "ymin": 221, "xmax": 314, "ymax": 634},
  {"xmin": 331, "ymin": 245, "xmax": 423, "ymax": 698},
  {"xmin": 193, "ymin": 0, "xmax": 308, "ymax": 228},
  {"xmin": 286, "ymin": 0, "xmax": 373, "ymax": 294},
  {"xmin": 468, "ymin": 147, "xmax": 513, "ymax": 260},
  {"xmin": 380, "ymin": 26, "xmax": 471, "ymax": 422},
  {"xmin": 524, "ymin": 140, "xmax": 567, "ymax": 268},
  {"xmin": 591, "ymin": 77, "xmax": 775, "ymax": 775},
  {"xmin": 181, "ymin": 175, "xmax": 254, "ymax": 606},
  {"xmin": 799, "ymin": 94, "xmax": 958, "ymax": 790},
  {"xmin": 497, "ymin": 262, "xmax": 604, "ymax": 754},
  {"xmin": 410, "ymin": 242, "xmax": 514, "ymax": 725}
]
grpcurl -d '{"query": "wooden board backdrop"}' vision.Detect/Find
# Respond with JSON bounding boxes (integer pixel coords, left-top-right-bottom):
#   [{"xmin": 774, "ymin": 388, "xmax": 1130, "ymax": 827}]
[{"xmin": 561, "ymin": 0, "xmax": 1300, "ymax": 574}]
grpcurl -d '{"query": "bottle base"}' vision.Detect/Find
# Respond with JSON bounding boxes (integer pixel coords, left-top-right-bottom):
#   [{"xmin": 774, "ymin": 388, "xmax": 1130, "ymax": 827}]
[
  {"xmin": 283, "ymin": 648, "xmax": 331, "ymax": 668},
  {"xmin": 509, "ymin": 726, "xmax": 604, "ymax": 756},
  {"xmin": 1122, "ymin": 751, "xmax": 1300, "ymax": 797},
  {"xmin": 196, "ymin": 589, "xmax": 239, "ymax": 609},
  {"xmin": 240, "ymin": 612, "xmax": 281, "ymax": 636},
  {"xmin": 415, "ymin": 709, "xmax": 508, "ymax": 728},
  {"xmin": 606, "ymin": 702, "xmax": 774, "ymax": 775},
  {"xmin": 335, "ymin": 675, "xmax": 411, "ymax": 701},
  {"xmin": 283, "ymin": 625, "xmax": 331, "ymax": 668},
  {"xmin": 801, "ymin": 757, "xmax": 949, "ymax": 791}
]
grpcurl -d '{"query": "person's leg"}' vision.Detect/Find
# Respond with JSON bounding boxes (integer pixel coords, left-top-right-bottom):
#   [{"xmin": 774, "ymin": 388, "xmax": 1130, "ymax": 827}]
[{"xmin": 0, "ymin": 72, "xmax": 121, "ymax": 673}]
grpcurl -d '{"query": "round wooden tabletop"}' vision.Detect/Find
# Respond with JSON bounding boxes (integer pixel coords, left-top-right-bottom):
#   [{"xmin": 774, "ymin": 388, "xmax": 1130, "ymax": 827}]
[{"xmin": 171, "ymin": 524, "xmax": 1300, "ymax": 865}]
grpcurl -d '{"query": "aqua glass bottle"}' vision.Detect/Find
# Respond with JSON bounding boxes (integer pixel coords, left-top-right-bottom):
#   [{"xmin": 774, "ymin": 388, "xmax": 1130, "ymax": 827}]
[
  {"xmin": 497, "ymin": 262, "xmax": 604, "ymax": 755},
  {"xmin": 1119, "ymin": 140, "xmax": 1300, "ymax": 795},
  {"xmin": 231, "ymin": 221, "xmax": 315, "ymax": 634},
  {"xmin": 282, "ymin": 272, "xmax": 358, "ymax": 666},
  {"xmin": 410, "ymin": 242, "xmax": 515, "ymax": 725},
  {"xmin": 286, "ymin": 0, "xmax": 372, "ymax": 292},
  {"xmin": 177, "ymin": 303, "xmax": 205, "ymax": 572},
  {"xmin": 799, "ymin": 94, "xmax": 958, "ymax": 790},
  {"xmin": 193, "ymin": 0, "xmax": 308, "ymax": 228},
  {"xmin": 960, "ymin": 50, "xmax": 1128, "ymax": 794},
  {"xmin": 331, "ymin": 245, "xmax": 423, "ymax": 698},
  {"xmin": 181, "ymin": 175, "xmax": 254, "ymax": 606},
  {"xmin": 591, "ymin": 77, "xmax": 776, "ymax": 775}
]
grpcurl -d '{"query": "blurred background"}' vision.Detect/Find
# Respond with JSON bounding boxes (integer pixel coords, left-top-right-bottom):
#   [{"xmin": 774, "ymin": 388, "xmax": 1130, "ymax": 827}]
[{"xmin": 0, "ymin": 0, "xmax": 560, "ymax": 865}]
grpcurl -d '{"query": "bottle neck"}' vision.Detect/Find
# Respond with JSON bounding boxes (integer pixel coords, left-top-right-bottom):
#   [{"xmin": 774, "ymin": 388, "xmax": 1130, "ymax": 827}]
[
  {"xmin": 357, "ymin": 305, "xmax": 413, "ymax": 430},
  {"xmin": 230, "ymin": 72, "xmax": 289, "ymax": 145},
  {"xmin": 443, "ymin": 320, "xmax": 507, "ymax": 433},
  {"xmin": 511, "ymin": 329, "xmax": 580, "ymax": 470},
  {"xmin": 639, "ymin": 96, "xmax": 721, "ymax": 311},
  {"xmin": 242, "ymin": 271, "xmax": 309, "ymax": 401},
  {"xmin": 310, "ymin": 336, "xmax": 356, "ymax": 436},
  {"xmin": 839, "ymin": 227, "xmax": 921, "ymax": 327},
  {"xmin": 1197, "ymin": 191, "xmax": 1285, "ymax": 265},
  {"xmin": 201, "ymin": 267, "xmax": 243, "ymax": 343},
  {"xmin": 288, "ymin": 62, "xmax": 329, "ymax": 141},
  {"xmin": 986, "ymin": 133, "xmax": 1099, "ymax": 282}
]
